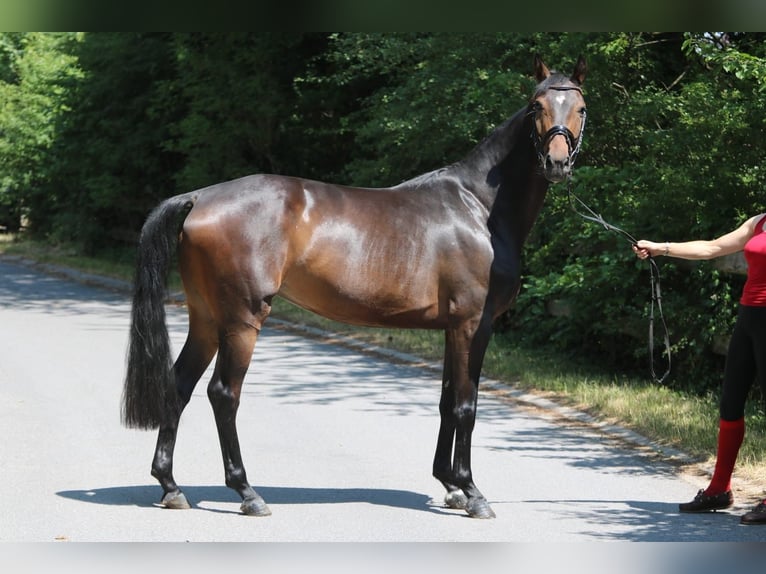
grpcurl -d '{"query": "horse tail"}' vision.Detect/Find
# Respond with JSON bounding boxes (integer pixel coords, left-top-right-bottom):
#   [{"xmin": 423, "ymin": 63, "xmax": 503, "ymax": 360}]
[{"xmin": 121, "ymin": 192, "xmax": 197, "ymax": 430}]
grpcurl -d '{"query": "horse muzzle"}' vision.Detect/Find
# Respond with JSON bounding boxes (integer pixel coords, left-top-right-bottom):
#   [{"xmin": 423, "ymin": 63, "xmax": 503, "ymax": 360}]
[
  {"xmin": 542, "ymin": 151, "xmax": 572, "ymax": 183},
  {"xmin": 533, "ymin": 120, "xmax": 584, "ymax": 184}
]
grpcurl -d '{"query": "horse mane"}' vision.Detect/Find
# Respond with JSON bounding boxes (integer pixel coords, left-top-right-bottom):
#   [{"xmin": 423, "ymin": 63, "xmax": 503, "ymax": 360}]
[{"xmin": 402, "ymin": 166, "xmax": 454, "ymax": 188}]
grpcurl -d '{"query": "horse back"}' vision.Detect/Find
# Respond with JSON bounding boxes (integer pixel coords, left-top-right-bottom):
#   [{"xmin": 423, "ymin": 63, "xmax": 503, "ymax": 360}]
[{"xmin": 178, "ymin": 174, "xmax": 495, "ymax": 329}]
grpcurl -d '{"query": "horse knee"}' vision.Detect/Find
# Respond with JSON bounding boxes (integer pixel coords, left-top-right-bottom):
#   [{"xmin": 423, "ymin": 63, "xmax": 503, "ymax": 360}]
[{"xmin": 454, "ymin": 402, "xmax": 476, "ymax": 426}]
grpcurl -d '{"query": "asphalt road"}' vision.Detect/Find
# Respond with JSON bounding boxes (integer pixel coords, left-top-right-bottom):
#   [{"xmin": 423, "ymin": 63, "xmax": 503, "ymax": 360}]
[{"xmin": 1, "ymin": 257, "xmax": 765, "ymax": 543}]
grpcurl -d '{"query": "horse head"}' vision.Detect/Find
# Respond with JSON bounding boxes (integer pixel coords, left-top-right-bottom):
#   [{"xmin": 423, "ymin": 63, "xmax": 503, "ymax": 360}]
[{"xmin": 530, "ymin": 54, "xmax": 587, "ymax": 183}]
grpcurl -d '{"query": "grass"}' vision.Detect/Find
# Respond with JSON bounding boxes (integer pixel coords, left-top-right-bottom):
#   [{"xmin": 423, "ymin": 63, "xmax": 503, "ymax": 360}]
[
  {"xmin": 3, "ymin": 232, "xmax": 766, "ymax": 492},
  {"xmin": 0, "ymin": 234, "xmax": 135, "ymax": 281}
]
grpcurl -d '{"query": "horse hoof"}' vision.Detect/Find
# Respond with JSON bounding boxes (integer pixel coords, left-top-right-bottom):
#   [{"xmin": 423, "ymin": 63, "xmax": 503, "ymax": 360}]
[
  {"xmin": 444, "ymin": 491, "xmax": 468, "ymax": 510},
  {"xmin": 465, "ymin": 497, "xmax": 496, "ymax": 519},
  {"xmin": 161, "ymin": 490, "xmax": 191, "ymax": 510},
  {"xmin": 241, "ymin": 496, "xmax": 271, "ymax": 517}
]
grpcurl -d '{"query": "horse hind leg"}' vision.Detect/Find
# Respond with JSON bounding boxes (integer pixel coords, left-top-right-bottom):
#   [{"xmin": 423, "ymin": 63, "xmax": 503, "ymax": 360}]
[
  {"xmin": 152, "ymin": 313, "xmax": 218, "ymax": 509},
  {"xmin": 208, "ymin": 321, "xmax": 271, "ymax": 516}
]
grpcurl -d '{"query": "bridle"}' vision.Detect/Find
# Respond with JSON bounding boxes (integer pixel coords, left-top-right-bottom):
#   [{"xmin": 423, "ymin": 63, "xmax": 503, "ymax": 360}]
[
  {"xmin": 530, "ymin": 85, "xmax": 587, "ymax": 172},
  {"xmin": 530, "ymin": 85, "xmax": 671, "ymax": 384}
]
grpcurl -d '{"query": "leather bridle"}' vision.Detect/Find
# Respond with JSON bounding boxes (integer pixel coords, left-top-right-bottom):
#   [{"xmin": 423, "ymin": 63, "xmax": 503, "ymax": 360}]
[{"xmin": 531, "ymin": 85, "xmax": 587, "ymax": 172}]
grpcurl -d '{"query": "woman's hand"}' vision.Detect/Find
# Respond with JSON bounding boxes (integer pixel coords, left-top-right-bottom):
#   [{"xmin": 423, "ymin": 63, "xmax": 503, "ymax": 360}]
[{"xmin": 632, "ymin": 240, "xmax": 663, "ymax": 259}]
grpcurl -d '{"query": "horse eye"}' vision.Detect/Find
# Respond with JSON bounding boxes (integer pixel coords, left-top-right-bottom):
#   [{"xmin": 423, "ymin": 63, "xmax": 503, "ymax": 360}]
[{"xmin": 579, "ymin": 107, "xmax": 587, "ymax": 115}]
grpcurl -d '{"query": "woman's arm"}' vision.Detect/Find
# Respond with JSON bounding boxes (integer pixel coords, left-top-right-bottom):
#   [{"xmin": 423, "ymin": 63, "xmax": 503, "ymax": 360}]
[{"xmin": 633, "ymin": 214, "xmax": 763, "ymax": 260}]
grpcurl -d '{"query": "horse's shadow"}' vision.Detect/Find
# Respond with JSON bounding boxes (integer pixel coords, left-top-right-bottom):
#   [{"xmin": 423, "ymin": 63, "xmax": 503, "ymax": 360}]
[{"xmin": 56, "ymin": 484, "xmax": 449, "ymax": 516}]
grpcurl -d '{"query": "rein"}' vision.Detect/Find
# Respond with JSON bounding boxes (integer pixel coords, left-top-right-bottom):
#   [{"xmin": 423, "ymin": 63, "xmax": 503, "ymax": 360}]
[
  {"xmin": 529, "ymin": 82, "xmax": 671, "ymax": 383},
  {"xmin": 566, "ymin": 181, "xmax": 672, "ymax": 384}
]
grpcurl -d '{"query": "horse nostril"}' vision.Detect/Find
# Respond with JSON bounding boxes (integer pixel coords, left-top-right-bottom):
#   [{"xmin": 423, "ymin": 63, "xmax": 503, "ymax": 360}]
[{"xmin": 545, "ymin": 154, "xmax": 568, "ymax": 172}]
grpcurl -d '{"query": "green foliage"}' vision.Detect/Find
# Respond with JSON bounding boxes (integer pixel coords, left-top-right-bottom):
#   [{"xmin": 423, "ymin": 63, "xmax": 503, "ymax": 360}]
[
  {"xmin": 2, "ymin": 32, "xmax": 766, "ymax": 395},
  {"xmin": 315, "ymin": 33, "xmax": 578, "ymax": 186},
  {"xmin": 42, "ymin": 33, "xmax": 181, "ymax": 249},
  {"xmin": 0, "ymin": 32, "xmax": 81, "ymax": 231},
  {"xmin": 167, "ymin": 33, "xmax": 326, "ymax": 190},
  {"xmin": 513, "ymin": 32, "xmax": 763, "ymax": 393}
]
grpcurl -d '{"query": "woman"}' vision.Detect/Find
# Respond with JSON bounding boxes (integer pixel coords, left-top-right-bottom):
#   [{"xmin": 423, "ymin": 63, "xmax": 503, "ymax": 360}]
[{"xmin": 633, "ymin": 213, "xmax": 766, "ymax": 525}]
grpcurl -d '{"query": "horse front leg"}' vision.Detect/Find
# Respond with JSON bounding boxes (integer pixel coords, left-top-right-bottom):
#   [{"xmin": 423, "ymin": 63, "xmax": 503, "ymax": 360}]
[
  {"xmin": 208, "ymin": 326, "xmax": 271, "ymax": 516},
  {"xmin": 451, "ymin": 320, "xmax": 495, "ymax": 519},
  {"xmin": 433, "ymin": 331, "xmax": 468, "ymax": 510}
]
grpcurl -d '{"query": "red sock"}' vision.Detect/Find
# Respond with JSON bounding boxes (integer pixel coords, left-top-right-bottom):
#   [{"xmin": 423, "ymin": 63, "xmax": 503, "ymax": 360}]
[{"xmin": 705, "ymin": 417, "xmax": 745, "ymax": 495}]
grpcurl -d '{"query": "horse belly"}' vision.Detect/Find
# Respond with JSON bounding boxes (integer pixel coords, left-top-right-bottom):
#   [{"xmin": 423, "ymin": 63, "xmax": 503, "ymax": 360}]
[
  {"xmin": 279, "ymin": 246, "xmax": 446, "ymax": 328},
  {"xmin": 279, "ymin": 273, "xmax": 446, "ymax": 329}
]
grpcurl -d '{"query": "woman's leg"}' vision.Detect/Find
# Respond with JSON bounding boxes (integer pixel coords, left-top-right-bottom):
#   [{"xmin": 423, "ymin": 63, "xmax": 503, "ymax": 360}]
[
  {"xmin": 679, "ymin": 306, "xmax": 755, "ymax": 512},
  {"xmin": 738, "ymin": 307, "xmax": 766, "ymax": 523},
  {"xmin": 705, "ymin": 418, "xmax": 745, "ymax": 495},
  {"xmin": 708, "ymin": 306, "xmax": 757, "ymax": 494}
]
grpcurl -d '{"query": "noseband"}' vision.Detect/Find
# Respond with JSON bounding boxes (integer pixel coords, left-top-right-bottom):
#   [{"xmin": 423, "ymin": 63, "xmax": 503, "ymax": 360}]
[{"xmin": 531, "ymin": 85, "xmax": 586, "ymax": 170}]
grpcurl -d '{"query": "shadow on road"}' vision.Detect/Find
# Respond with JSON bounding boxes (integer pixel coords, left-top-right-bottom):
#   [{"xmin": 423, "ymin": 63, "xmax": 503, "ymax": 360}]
[
  {"xmin": 520, "ymin": 497, "xmax": 760, "ymax": 542},
  {"xmin": 0, "ymin": 259, "xmax": 129, "ymax": 317},
  {"xmin": 56, "ymin": 484, "xmax": 445, "ymax": 515},
  {"xmin": 56, "ymin": 485, "xmax": 759, "ymax": 540}
]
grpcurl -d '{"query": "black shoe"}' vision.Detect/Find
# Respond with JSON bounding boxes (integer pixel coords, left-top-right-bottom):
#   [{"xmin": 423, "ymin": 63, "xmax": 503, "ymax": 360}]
[
  {"xmin": 740, "ymin": 501, "xmax": 766, "ymax": 525},
  {"xmin": 678, "ymin": 489, "xmax": 734, "ymax": 513}
]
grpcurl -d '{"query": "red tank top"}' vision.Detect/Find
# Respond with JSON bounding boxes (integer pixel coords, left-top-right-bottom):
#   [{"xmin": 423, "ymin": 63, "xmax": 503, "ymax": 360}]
[{"xmin": 741, "ymin": 214, "xmax": 766, "ymax": 306}]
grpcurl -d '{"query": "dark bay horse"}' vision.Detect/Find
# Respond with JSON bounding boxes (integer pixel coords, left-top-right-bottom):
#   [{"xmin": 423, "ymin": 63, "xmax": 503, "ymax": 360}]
[{"xmin": 122, "ymin": 55, "xmax": 587, "ymax": 519}]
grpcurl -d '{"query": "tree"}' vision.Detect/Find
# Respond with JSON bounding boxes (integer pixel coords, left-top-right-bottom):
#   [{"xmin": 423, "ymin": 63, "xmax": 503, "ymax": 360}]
[
  {"xmin": 0, "ymin": 32, "xmax": 81, "ymax": 232},
  {"xmin": 516, "ymin": 32, "xmax": 766, "ymax": 391},
  {"xmin": 166, "ymin": 33, "xmax": 325, "ymax": 191},
  {"xmin": 39, "ymin": 32, "xmax": 180, "ymax": 249}
]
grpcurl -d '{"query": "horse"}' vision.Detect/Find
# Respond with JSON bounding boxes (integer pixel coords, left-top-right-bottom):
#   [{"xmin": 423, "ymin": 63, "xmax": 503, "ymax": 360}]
[{"xmin": 122, "ymin": 55, "xmax": 588, "ymax": 519}]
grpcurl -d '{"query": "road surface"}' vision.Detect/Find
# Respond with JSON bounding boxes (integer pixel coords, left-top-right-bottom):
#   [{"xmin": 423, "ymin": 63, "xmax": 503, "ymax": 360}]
[{"xmin": 1, "ymin": 257, "xmax": 764, "ymax": 543}]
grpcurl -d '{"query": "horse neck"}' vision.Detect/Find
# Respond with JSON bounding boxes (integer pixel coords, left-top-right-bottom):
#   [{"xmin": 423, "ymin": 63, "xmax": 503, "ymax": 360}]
[{"xmin": 454, "ymin": 108, "xmax": 550, "ymax": 246}]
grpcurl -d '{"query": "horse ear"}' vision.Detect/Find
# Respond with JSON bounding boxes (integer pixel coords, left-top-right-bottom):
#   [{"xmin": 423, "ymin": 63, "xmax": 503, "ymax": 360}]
[
  {"xmin": 534, "ymin": 54, "xmax": 550, "ymax": 82},
  {"xmin": 570, "ymin": 55, "xmax": 587, "ymax": 85}
]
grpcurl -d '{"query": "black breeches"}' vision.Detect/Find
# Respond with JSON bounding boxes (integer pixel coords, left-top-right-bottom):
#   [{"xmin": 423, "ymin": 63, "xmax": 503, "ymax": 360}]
[{"xmin": 719, "ymin": 305, "xmax": 766, "ymax": 421}]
